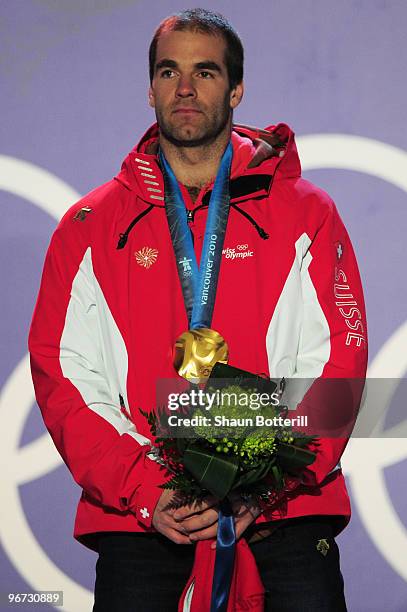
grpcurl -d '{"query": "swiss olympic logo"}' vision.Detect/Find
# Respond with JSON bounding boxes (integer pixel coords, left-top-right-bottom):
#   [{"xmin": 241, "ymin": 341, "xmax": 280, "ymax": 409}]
[
  {"xmin": 1, "ymin": 135, "xmax": 407, "ymax": 610},
  {"xmin": 223, "ymin": 243, "xmax": 254, "ymax": 260}
]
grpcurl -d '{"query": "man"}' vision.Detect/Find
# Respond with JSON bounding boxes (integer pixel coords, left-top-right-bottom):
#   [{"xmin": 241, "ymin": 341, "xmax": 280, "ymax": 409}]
[{"xmin": 29, "ymin": 8, "xmax": 367, "ymax": 612}]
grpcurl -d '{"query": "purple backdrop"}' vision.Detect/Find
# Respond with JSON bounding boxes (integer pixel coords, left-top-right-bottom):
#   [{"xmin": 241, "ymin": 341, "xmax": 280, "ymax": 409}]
[{"xmin": 1, "ymin": 1, "xmax": 406, "ymax": 610}]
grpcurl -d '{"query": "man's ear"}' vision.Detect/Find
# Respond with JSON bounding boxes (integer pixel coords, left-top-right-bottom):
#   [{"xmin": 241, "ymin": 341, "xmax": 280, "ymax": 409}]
[
  {"xmin": 230, "ymin": 81, "xmax": 244, "ymax": 110},
  {"xmin": 148, "ymin": 86, "xmax": 155, "ymax": 108}
]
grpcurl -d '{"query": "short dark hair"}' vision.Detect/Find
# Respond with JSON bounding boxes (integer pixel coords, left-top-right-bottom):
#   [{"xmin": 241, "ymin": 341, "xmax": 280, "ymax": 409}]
[{"xmin": 148, "ymin": 8, "xmax": 244, "ymax": 90}]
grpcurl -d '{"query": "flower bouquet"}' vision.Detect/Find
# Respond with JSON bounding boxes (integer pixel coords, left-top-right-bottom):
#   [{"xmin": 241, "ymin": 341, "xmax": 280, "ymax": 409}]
[
  {"xmin": 141, "ymin": 364, "xmax": 317, "ymax": 611},
  {"xmin": 141, "ymin": 381, "xmax": 316, "ymax": 506}
]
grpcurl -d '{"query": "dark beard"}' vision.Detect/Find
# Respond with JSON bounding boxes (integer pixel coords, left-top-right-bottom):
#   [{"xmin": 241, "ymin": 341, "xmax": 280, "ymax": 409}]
[
  {"xmin": 156, "ymin": 93, "xmax": 232, "ymax": 148},
  {"xmin": 159, "ymin": 115, "xmax": 229, "ymax": 148}
]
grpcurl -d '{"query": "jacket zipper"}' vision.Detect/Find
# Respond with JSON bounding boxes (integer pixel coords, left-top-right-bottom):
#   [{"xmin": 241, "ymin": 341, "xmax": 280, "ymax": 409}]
[
  {"xmin": 117, "ymin": 204, "xmax": 155, "ymax": 249},
  {"xmin": 117, "ymin": 197, "xmax": 269, "ymax": 251},
  {"xmin": 230, "ymin": 203, "xmax": 270, "ymax": 240},
  {"xmin": 187, "ymin": 201, "xmax": 269, "ymax": 240}
]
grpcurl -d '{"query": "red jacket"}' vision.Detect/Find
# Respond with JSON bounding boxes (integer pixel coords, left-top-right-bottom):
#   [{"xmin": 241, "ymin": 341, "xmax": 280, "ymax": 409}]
[{"xmin": 29, "ymin": 122, "xmax": 367, "ymax": 549}]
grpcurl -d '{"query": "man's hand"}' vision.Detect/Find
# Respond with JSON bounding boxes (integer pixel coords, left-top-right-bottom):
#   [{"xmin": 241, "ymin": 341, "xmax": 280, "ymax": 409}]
[
  {"xmin": 152, "ymin": 489, "xmax": 218, "ymax": 544},
  {"xmin": 172, "ymin": 496, "xmax": 220, "ymax": 543},
  {"xmin": 170, "ymin": 491, "xmax": 262, "ymax": 549},
  {"xmin": 226, "ymin": 493, "xmax": 262, "ymax": 549}
]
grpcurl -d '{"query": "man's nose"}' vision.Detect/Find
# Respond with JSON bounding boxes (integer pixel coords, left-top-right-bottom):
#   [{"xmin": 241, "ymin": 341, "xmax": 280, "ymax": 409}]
[{"xmin": 175, "ymin": 76, "xmax": 196, "ymax": 98}]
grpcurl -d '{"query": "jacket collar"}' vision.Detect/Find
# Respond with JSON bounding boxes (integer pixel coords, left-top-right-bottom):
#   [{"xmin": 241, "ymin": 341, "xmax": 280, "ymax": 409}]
[{"xmin": 115, "ymin": 122, "xmax": 301, "ymax": 207}]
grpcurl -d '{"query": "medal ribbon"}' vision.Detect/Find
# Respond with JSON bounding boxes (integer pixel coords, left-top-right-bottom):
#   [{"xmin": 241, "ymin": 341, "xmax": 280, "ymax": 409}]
[
  {"xmin": 159, "ymin": 141, "xmax": 232, "ymax": 329},
  {"xmin": 160, "ymin": 142, "xmax": 235, "ymax": 611},
  {"xmin": 210, "ymin": 499, "xmax": 236, "ymax": 612}
]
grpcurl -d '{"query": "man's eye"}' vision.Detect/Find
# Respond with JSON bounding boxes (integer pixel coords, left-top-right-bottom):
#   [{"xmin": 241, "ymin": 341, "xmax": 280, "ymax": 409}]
[
  {"xmin": 198, "ymin": 71, "xmax": 213, "ymax": 79},
  {"xmin": 160, "ymin": 69, "xmax": 175, "ymax": 78}
]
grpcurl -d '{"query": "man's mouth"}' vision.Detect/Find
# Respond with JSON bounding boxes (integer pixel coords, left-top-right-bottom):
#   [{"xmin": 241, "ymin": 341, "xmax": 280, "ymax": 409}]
[{"xmin": 172, "ymin": 108, "xmax": 202, "ymax": 115}]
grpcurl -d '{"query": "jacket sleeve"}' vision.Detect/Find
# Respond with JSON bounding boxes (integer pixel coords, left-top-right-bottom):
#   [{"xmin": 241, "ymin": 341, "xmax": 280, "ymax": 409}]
[
  {"xmin": 28, "ymin": 217, "xmax": 168, "ymax": 529},
  {"xmin": 286, "ymin": 196, "xmax": 368, "ymax": 488}
]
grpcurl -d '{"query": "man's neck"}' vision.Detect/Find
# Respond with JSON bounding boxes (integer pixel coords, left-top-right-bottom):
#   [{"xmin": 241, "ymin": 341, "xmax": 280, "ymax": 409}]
[{"xmin": 158, "ymin": 127, "xmax": 232, "ymax": 189}]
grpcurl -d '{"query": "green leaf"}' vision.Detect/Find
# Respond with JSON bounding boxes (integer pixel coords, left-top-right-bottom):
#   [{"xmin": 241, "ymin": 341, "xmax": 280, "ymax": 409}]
[
  {"xmin": 176, "ymin": 437, "xmax": 188, "ymax": 456},
  {"xmin": 233, "ymin": 459, "xmax": 274, "ymax": 489},
  {"xmin": 276, "ymin": 442, "xmax": 316, "ymax": 468},
  {"xmin": 183, "ymin": 446, "xmax": 239, "ymax": 499},
  {"xmin": 291, "ymin": 435, "xmax": 315, "ymax": 448},
  {"xmin": 271, "ymin": 465, "xmax": 284, "ymax": 490}
]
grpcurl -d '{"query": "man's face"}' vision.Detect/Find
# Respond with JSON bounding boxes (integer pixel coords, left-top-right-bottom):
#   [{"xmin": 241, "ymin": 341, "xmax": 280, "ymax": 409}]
[{"xmin": 149, "ymin": 30, "xmax": 243, "ymax": 147}]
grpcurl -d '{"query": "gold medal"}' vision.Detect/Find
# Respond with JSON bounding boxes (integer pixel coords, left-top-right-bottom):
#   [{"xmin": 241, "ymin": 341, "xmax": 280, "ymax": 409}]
[{"xmin": 173, "ymin": 328, "xmax": 228, "ymax": 383}]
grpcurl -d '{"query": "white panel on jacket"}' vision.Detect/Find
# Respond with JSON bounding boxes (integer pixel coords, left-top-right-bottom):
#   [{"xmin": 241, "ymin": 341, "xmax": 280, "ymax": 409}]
[
  {"xmin": 265, "ymin": 232, "xmax": 330, "ymax": 410},
  {"xmin": 59, "ymin": 247, "xmax": 151, "ymax": 446}
]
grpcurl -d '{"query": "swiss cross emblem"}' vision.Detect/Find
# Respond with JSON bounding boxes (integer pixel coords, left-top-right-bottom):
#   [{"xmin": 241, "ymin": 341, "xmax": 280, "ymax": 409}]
[
  {"xmin": 140, "ymin": 507, "xmax": 150, "ymax": 519},
  {"xmin": 335, "ymin": 241, "xmax": 343, "ymax": 260}
]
